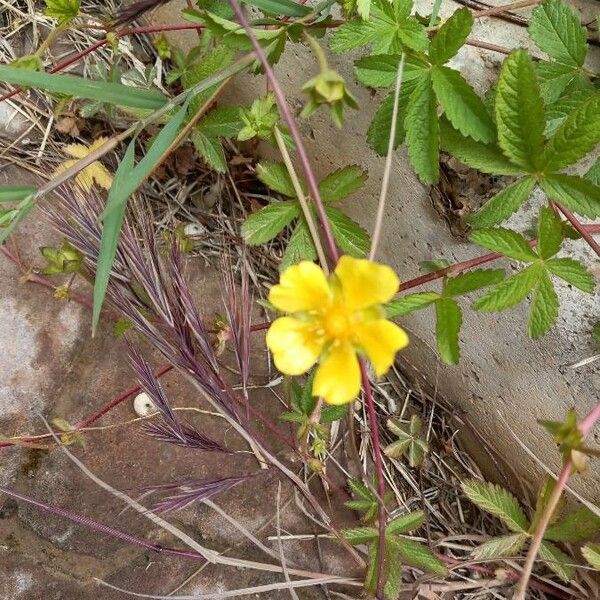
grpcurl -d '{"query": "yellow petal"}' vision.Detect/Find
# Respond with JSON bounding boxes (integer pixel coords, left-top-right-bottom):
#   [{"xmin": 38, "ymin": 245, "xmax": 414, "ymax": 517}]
[
  {"xmin": 64, "ymin": 143, "xmax": 91, "ymax": 159},
  {"xmin": 53, "ymin": 158, "xmax": 77, "ymax": 177},
  {"xmin": 269, "ymin": 261, "xmax": 332, "ymax": 313},
  {"xmin": 75, "ymin": 169, "xmax": 95, "ymax": 192},
  {"xmin": 90, "ymin": 162, "xmax": 113, "ymax": 190},
  {"xmin": 354, "ymin": 320, "xmax": 409, "ymax": 377},
  {"xmin": 89, "ymin": 137, "xmax": 109, "ymax": 152},
  {"xmin": 266, "ymin": 317, "xmax": 322, "ymax": 375},
  {"xmin": 334, "ymin": 256, "xmax": 399, "ymax": 311},
  {"xmin": 313, "ymin": 341, "xmax": 360, "ymax": 405}
]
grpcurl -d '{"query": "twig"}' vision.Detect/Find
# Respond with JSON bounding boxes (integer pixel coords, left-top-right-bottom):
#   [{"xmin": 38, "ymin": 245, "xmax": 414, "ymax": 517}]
[
  {"xmin": 370, "ymin": 54, "xmax": 404, "ymax": 261},
  {"xmin": 359, "ymin": 360, "xmax": 387, "ymax": 600},
  {"xmin": 473, "ymin": 0, "xmax": 542, "ymax": 18},
  {"xmin": 465, "ymin": 38, "xmax": 512, "ymax": 55},
  {"xmin": 274, "ymin": 126, "xmax": 329, "ymax": 272},
  {"xmin": 226, "ymin": 0, "xmax": 339, "ymax": 264},
  {"xmin": 513, "ymin": 401, "xmax": 600, "ymax": 599}
]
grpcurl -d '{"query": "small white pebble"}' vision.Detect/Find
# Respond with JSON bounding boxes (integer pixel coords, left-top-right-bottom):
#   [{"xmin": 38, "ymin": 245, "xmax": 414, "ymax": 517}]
[
  {"xmin": 134, "ymin": 392, "xmax": 158, "ymax": 417},
  {"xmin": 184, "ymin": 223, "xmax": 205, "ymax": 237}
]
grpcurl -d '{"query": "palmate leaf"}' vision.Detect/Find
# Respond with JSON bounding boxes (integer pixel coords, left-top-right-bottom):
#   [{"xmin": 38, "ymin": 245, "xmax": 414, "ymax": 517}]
[
  {"xmin": 462, "ymin": 480, "xmax": 529, "ymax": 532},
  {"xmin": 256, "ymin": 161, "xmax": 296, "ymax": 197},
  {"xmin": 495, "ymin": 50, "xmax": 545, "ymax": 172},
  {"xmin": 469, "ymin": 228, "xmax": 537, "ymax": 263},
  {"xmin": 385, "ymin": 416, "xmax": 428, "ymax": 466},
  {"xmin": 443, "ymin": 269, "xmax": 505, "ymax": 296},
  {"xmin": 280, "ymin": 220, "xmax": 316, "ymax": 271},
  {"xmin": 539, "ymin": 540, "xmax": 575, "ymax": 582},
  {"xmin": 541, "ymin": 174, "xmax": 600, "ymax": 219},
  {"xmin": 390, "ymin": 537, "xmax": 448, "ymax": 575},
  {"xmin": 385, "ymin": 292, "xmax": 440, "ymax": 317},
  {"xmin": 536, "ymin": 206, "xmax": 563, "ymax": 260},
  {"xmin": 342, "ymin": 526, "xmax": 379, "ymax": 544},
  {"xmin": 545, "ymin": 258, "xmax": 595, "ymax": 293},
  {"xmin": 241, "ymin": 201, "xmax": 300, "ymax": 244},
  {"xmin": 318, "ymin": 165, "xmax": 368, "ymax": 202},
  {"xmin": 428, "ymin": 7, "xmax": 473, "ymax": 66},
  {"xmin": 386, "ymin": 510, "xmax": 425, "ymax": 535},
  {"xmin": 435, "ymin": 297, "xmax": 462, "ymax": 365},
  {"xmin": 528, "ymin": 270, "xmax": 558, "ymax": 339},
  {"xmin": 326, "ymin": 206, "xmax": 370, "ymax": 257},
  {"xmin": 471, "ymin": 533, "xmax": 528, "ymax": 560},
  {"xmin": 582, "ymin": 544, "xmax": 600, "ymax": 570},
  {"xmin": 355, "ymin": 54, "xmax": 428, "ymax": 88},
  {"xmin": 528, "ymin": 0, "xmax": 587, "ymax": 68}
]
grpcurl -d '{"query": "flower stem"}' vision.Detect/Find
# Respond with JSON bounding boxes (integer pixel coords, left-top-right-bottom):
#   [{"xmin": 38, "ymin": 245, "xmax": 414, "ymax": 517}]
[
  {"xmin": 359, "ymin": 359, "xmax": 387, "ymax": 600},
  {"xmin": 227, "ymin": 0, "xmax": 339, "ymax": 264},
  {"xmin": 554, "ymin": 203, "xmax": 600, "ymax": 258},
  {"xmin": 304, "ymin": 32, "xmax": 328, "ymax": 72},
  {"xmin": 274, "ymin": 126, "xmax": 329, "ymax": 273},
  {"xmin": 513, "ymin": 400, "xmax": 600, "ymax": 600}
]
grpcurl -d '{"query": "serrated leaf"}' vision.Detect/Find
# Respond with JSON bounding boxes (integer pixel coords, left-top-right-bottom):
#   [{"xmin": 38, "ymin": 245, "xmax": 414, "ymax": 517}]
[
  {"xmin": 537, "ymin": 206, "xmax": 563, "ymax": 259},
  {"xmin": 539, "ymin": 540, "xmax": 575, "ymax": 582},
  {"xmin": 406, "ymin": 74, "xmax": 439, "ymax": 184},
  {"xmin": 435, "ymin": 297, "xmax": 462, "ymax": 365},
  {"xmin": 544, "ymin": 88, "xmax": 594, "ymax": 136},
  {"xmin": 541, "ymin": 174, "xmax": 600, "ymax": 219},
  {"xmin": 321, "ymin": 404, "xmax": 348, "ymax": 423},
  {"xmin": 545, "ymin": 508, "xmax": 600, "ymax": 543},
  {"xmin": 386, "ymin": 511, "xmax": 425, "ymax": 535},
  {"xmin": 439, "ymin": 118, "xmax": 523, "ymax": 176},
  {"xmin": 546, "ymin": 258, "xmax": 595, "ymax": 293},
  {"xmin": 256, "ymin": 161, "xmax": 296, "ymax": 197},
  {"xmin": 385, "ymin": 292, "xmax": 440, "ymax": 317},
  {"xmin": 318, "ymin": 165, "xmax": 367, "ymax": 203},
  {"xmin": 542, "ymin": 95, "xmax": 600, "ymax": 172},
  {"xmin": 197, "ymin": 106, "xmax": 242, "ymax": 137},
  {"xmin": 429, "ymin": 8, "xmax": 473, "ymax": 66},
  {"xmin": 471, "ymin": 533, "xmax": 528, "ymax": 560},
  {"xmin": 461, "ymin": 480, "xmax": 529, "ymax": 532},
  {"xmin": 280, "ymin": 221, "xmax": 317, "ymax": 271},
  {"xmin": 536, "ymin": 61, "xmax": 578, "ymax": 105},
  {"xmin": 191, "ymin": 130, "xmax": 227, "ymax": 172},
  {"xmin": 582, "ymin": 544, "xmax": 600, "ymax": 570},
  {"xmin": 586, "ymin": 157, "xmax": 600, "ymax": 186},
  {"xmin": 342, "ymin": 526, "xmax": 379, "ymax": 544},
  {"xmin": 325, "ymin": 206, "xmax": 370, "ymax": 257},
  {"xmin": 444, "ymin": 269, "xmax": 505, "ymax": 297},
  {"xmin": 473, "ymin": 264, "xmax": 542, "ymax": 312},
  {"xmin": 241, "ymin": 201, "xmax": 300, "ymax": 244},
  {"xmin": 385, "ymin": 416, "xmax": 428, "ymax": 466},
  {"xmin": 469, "ymin": 177, "xmax": 536, "ymax": 227},
  {"xmin": 431, "ymin": 66, "xmax": 494, "ymax": 143},
  {"xmin": 44, "ymin": 0, "xmax": 80, "ymax": 24},
  {"xmin": 469, "ymin": 227, "xmax": 538, "ymax": 262},
  {"xmin": 354, "ymin": 54, "xmax": 428, "ymax": 88},
  {"xmin": 329, "ymin": 20, "xmax": 380, "ymax": 54},
  {"xmin": 528, "ymin": 270, "xmax": 558, "ymax": 339},
  {"xmin": 244, "ymin": 0, "xmax": 311, "ymax": 17},
  {"xmin": 495, "ymin": 50, "xmax": 545, "ymax": 172},
  {"xmin": 528, "ymin": 0, "xmax": 587, "ymax": 68},
  {"xmin": 390, "ymin": 537, "xmax": 448, "ymax": 575}
]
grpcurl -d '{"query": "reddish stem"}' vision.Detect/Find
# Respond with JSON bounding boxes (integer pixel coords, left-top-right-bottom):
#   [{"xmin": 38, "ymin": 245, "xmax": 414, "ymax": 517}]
[
  {"xmin": 360, "ymin": 360, "xmax": 387, "ymax": 599},
  {"xmin": 555, "ymin": 204, "xmax": 600, "ymax": 258}
]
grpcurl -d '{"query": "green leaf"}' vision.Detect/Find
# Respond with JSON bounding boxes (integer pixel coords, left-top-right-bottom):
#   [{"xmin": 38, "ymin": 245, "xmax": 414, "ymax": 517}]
[
  {"xmin": 419, "ymin": 259, "xmax": 449, "ymax": 273},
  {"xmin": 473, "ymin": 264, "xmax": 542, "ymax": 312},
  {"xmin": 541, "ymin": 174, "xmax": 600, "ymax": 219},
  {"xmin": 429, "ymin": 8, "xmax": 473, "ymax": 66},
  {"xmin": 546, "ymin": 258, "xmax": 595, "ymax": 293},
  {"xmin": 191, "ymin": 130, "xmax": 227, "ymax": 172},
  {"xmin": 406, "ymin": 74, "xmax": 439, "ymax": 184},
  {"xmin": 367, "ymin": 81, "xmax": 418, "ymax": 155},
  {"xmin": 435, "ymin": 297, "xmax": 462, "ymax": 365},
  {"xmin": 586, "ymin": 157, "xmax": 600, "ymax": 186},
  {"xmin": 469, "ymin": 177, "xmax": 536, "ymax": 227},
  {"xmin": 545, "ymin": 508, "xmax": 600, "ymax": 543},
  {"xmin": 329, "ymin": 21, "xmax": 381, "ymax": 54},
  {"xmin": 280, "ymin": 221, "xmax": 317, "ymax": 271},
  {"xmin": 471, "ymin": 533, "xmax": 528, "ymax": 560},
  {"xmin": 44, "ymin": 0, "xmax": 80, "ymax": 24},
  {"xmin": 461, "ymin": 480, "xmax": 529, "ymax": 532},
  {"xmin": 528, "ymin": 270, "xmax": 558, "ymax": 339},
  {"xmin": 444, "ymin": 269, "xmax": 505, "ymax": 297},
  {"xmin": 243, "ymin": 0, "xmax": 310, "ymax": 17},
  {"xmin": 342, "ymin": 526, "xmax": 379, "ymax": 544},
  {"xmin": 321, "ymin": 404, "xmax": 348, "ymax": 423},
  {"xmin": 354, "ymin": 54, "xmax": 428, "ymax": 88},
  {"xmin": 318, "ymin": 165, "xmax": 368, "ymax": 203},
  {"xmin": 0, "ymin": 196, "xmax": 35, "ymax": 244},
  {"xmin": 530, "ymin": 477, "xmax": 563, "ymax": 533},
  {"xmin": 582, "ymin": 543, "xmax": 600, "ymax": 570},
  {"xmin": 0, "ymin": 66, "xmax": 166, "ymax": 110},
  {"xmin": 0, "ymin": 185, "xmax": 37, "ymax": 203},
  {"xmin": 542, "ymin": 94, "xmax": 600, "ymax": 172},
  {"xmin": 385, "ymin": 292, "xmax": 440, "ymax": 317},
  {"xmin": 385, "ymin": 416, "xmax": 428, "ymax": 466},
  {"xmin": 539, "ymin": 540, "xmax": 575, "ymax": 582},
  {"xmin": 431, "ymin": 66, "xmax": 495, "ymax": 143},
  {"xmin": 495, "ymin": 50, "xmax": 545, "ymax": 172},
  {"xmin": 241, "ymin": 201, "xmax": 300, "ymax": 245},
  {"xmin": 256, "ymin": 161, "xmax": 296, "ymax": 197},
  {"xmin": 390, "ymin": 538, "xmax": 448, "ymax": 575},
  {"xmin": 544, "ymin": 88, "xmax": 594, "ymax": 136},
  {"xmin": 92, "ymin": 141, "xmax": 135, "ymax": 335},
  {"xmin": 197, "ymin": 106, "xmax": 243, "ymax": 137},
  {"xmin": 386, "ymin": 511, "xmax": 425, "ymax": 535},
  {"xmin": 537, "ymin": 206, "xmax": 563, "ymax": 259},
  {"xmin": 469, "ymin": 227, "xmax": 538, "ymax": 262},
  {"xmin": 528, "ymin": 0, "xmax": 587, "ymax": 68},
  {"xmin": 325, "ymin": 206, "xmax": 370, "ymax": 257},
  {"xmin": 536, "ymin": 61, "xmax": 578, "ymax": 104}
]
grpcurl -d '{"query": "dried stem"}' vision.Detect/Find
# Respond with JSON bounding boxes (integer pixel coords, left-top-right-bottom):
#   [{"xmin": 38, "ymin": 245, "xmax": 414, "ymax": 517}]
[
  {"xmin": 473, "ymin": 0, "xmax": 542, "ymax": 18},
  {"xmin": 513, "ymin": 401, "xmax": 600, "ymax": 599},
  {"xmin": 274, "ymin": 126, "xmax": 329, "ymax": 272}
]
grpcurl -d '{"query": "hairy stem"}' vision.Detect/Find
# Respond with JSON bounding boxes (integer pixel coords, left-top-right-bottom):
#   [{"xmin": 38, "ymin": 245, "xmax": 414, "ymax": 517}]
[
  {"xmin": 555, "ymin": 203, "xmax": 600, "ymax": 258},
  {"xmin": 274, "ymin": 126, "xmax": 329, "ymax": 272}
]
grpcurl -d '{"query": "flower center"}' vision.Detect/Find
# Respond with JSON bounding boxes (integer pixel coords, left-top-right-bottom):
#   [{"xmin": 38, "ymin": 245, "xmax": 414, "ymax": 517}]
[{"xmin": 323, "ymin": 303, "xmax": 352, "ymax": 340}]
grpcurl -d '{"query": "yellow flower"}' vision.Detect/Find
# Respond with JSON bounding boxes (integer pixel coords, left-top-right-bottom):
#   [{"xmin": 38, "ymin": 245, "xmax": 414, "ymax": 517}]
[
  {"xmin": 54, "ymin": 137, "xmax": 113, "ymax": 193},
  {"xmin": 266, "ymin": 257, "xmax": 409, "ymax": 405}
]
